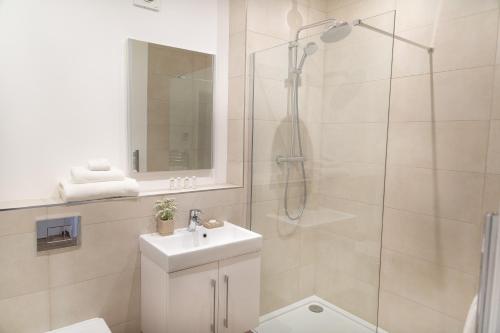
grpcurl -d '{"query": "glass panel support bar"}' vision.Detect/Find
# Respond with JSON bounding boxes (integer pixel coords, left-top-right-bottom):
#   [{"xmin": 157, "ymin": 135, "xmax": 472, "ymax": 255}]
[{"xmin": 353, "ymin": 19, "xmax": 434, "ymax": 53}]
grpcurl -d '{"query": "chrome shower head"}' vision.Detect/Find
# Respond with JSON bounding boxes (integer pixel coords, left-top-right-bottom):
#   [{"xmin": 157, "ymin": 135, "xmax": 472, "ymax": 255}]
[
  {"xmin": 297, "ymin": 42, "xmax": 318, "ymax": 72},
  {"xmin": 320, "ymin": 21, "xmax": 352, "ymax": 43},
  {"xmin": 303, "ymin": 41, "xmax": 318, "ymax": 56}
]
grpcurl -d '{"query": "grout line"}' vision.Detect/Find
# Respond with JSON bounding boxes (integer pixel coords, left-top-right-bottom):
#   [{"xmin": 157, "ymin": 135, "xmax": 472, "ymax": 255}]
[
  {"xmin": 385, "ymin": 163, "xmax": 488, "ymax": 176},
  {"xmin": 0, "ymin": 289, "xmax": 51, "ymax": 304},
  {"xmin": 394, "ymin": 7, "xmax": 500, "ymax": 35},
  {"xmin": 391, "ymin": 64, "xmax": 495, "ymax": 80},
  {"xmin": 383, "ymin": 206, "xmax": 483, "ymax": 226},
  {"xmin": 380, "ymin": 289, "xmax": 468, "ymax": 324},
  {"xmin": 385, "ymin": 162, "xmax": 489, "ymax": 176},
  {"xmin": 381, "ymin": 246, "xmax": 480, "ymax": 278},
  {"xmin": 47, "ymin": 263, "xmax": 138, "ymax": 291},
  {"xmin": 383, "ymin": 203, "xmax": 480, "ymax": 226}
]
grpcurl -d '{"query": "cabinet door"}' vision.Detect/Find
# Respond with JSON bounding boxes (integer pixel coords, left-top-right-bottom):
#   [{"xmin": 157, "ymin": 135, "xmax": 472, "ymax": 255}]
[
  {"xmin": 219, "ymin": 252, "xmax": 261, "ymax": 333},
  {"xmin": 168, "ymin": 262, "xmax": 219, "ymax": 333}
]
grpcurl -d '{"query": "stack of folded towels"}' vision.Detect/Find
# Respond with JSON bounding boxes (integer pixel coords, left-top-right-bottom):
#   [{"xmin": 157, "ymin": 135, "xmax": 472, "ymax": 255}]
[{"xmin": 59, "ymin": 158, "xmax": 139, "ymax": 202}]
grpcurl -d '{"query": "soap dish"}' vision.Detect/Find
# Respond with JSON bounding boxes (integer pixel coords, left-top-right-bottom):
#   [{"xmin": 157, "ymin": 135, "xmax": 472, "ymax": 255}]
[{"xmin": 203, "ymin": 219, "xmax": 224, "ymax": 229}]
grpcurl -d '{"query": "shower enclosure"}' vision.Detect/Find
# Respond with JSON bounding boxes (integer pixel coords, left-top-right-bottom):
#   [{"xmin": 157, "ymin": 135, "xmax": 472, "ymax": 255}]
[{"xmin": 250, "ymin": 11, "xmax": 396, "ymax": 332}]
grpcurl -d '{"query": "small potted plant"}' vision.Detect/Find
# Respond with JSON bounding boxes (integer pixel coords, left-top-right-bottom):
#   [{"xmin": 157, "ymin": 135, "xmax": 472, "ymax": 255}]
[{"xmin": 154, "ymin": 197, "xmax": 176, "ymax": 236}]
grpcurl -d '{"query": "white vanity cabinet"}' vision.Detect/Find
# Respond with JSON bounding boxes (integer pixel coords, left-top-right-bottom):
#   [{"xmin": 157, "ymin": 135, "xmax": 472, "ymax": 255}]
[{"xmin": 141, "ymin": 252, "xmax": 261, "ymax": 333}]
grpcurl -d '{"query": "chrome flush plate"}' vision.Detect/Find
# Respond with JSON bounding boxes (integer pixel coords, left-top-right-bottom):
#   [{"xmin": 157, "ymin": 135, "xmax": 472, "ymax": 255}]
[{"xmin": 36, "ymin": 216, "xmax": 81, "ymax": 252}]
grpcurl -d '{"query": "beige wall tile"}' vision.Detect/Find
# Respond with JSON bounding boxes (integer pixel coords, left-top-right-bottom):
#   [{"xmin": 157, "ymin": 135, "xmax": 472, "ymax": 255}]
[
  {"xmin": 251, "ymin": 39, "xmax": 288, "ymax": 82},
  {"xmin": 322, "ymin": 79, "xmax": 390, "ymax": 123},
  {"xmin": 383, "ymin": 208, "xmax": 481, "ymax": 275},
  {"xmin": 261, "ymin": 267, "xmax": 301, "ymax": 314},
  {"xmin": 0, "ymin": 207, "xmax": 46, "ymax": 237},
  {"xmin": 320, "ymin": 163, "xmax": 386, "ymax": 205},
  {"xmin": 227, "ymin": 119, "xmax": 244, "ymax": 162},
  {"xmin": 298, "ymin": 264, "xmax": 315, "ymax": 299},
  {"xmin": 228, "ymin": 75, "xmax": 245, "ymax": 120},
  {"xmin": 387, "ymin": 121, "xmax": 490, "ymax": 172},
  {"xmin": 229, "ymin": 31, "xmax": 246, "ymax": 78},
  {"xmin": 327, "ymin": 0, "xmax": 363, "ymax": 12},
  {"xmin": 318, "ymin": 196, "xmax": 383, "ymax": 245},
  {"xmin": 378, "ymin": 291, "xmax": 463, "ymax": 333},
  {"xmin": 381, "ymin": 249, "xmax": 477, "ymax": 320},
  {"xmin": 190, "ymin": 187, "xmax": 246, "ymax": 209},
  {"xmin": 253, "ymin": 77, "xmax": 288, "ymax": 121},
  {"xmin": 201, "ymin": 203, "xmax": 247, "ymax": 227},
  {"xmin": 321, "ymin": 123, "xmax": 388, "ymax": 165},
  {"xmin": 0, "ymin": 232, "xmax": 49, "ymax": 300},
  {"xmin": 315, "ymin": 263, "xmax": 379, "ymax": 324},
  {"xmin": 0, "ymin": 291, "xmax": 50, "ymax": 333},
  {"xmin": 227, "ymin": 161, "xmax": 244, "ymax": 185},
  {"xmin": 250, "ymin": 199, "xmax": 280, "ymax": 239},
  {"xmin": 252, "ymin": 120, "xmax": 288, "ymax": 162},
  {"xmin": 298, "ymin": 85, "xmax": 325, "ymax": 124},
  {"xmin": 395, "ymin": 0, "xmax": 498, "ymax": 32},
  {"xmin": 262, "ymin": 232, "xmax": 301, "ymax": 276},
  {"xmin": 393, "ymin": 10, "xmax": 498, "ymax": 77},
  {"xmin": 385, "ymin": 166, "xmax": 484, "ymax": 223},
  {"xmin": 316, "ymin": 231, "xmax": 380, "ymax": 285},
  {"xmin": 246, "ymin": 31, "xmax": 286, "ymax": 55},
  {"xmin": 247, "ymin": 0, "xmax": 309, "ymax": 40},
  {"xmin": 328, "ymin": 0, "xmax": 396, "ymax": 22},
  {"xmin": 491, "ymin": 66, "xmax": 500, "ymax": 119},
  {"xmin": 47, "ymin": 197, "xmax": 156, "ymax": 226},
  {"xmin": 48, "ymin": 217, "xmax": 153, "ymax": 288},
  {"xmin": 390, "ymin": 67, "xmax": 494, "ymax": 122},
  {"xmin": 324, "ymin": 33, "xmax": 393, "ymax": 86},
  {"xmin": 483, "ymin": 174, "xmax": 500, "ymax": 214},
  {"xmin": 110, "ymin": 320, "xmax": 140, "ymax": 333},
  {"xmin": 50, "ymin": 267, "xmax": 140, "ymax": 329},
  {"xmin": 230, "ymin": 0, "xmax": 247, "ymax": 35},
  {"xmin": 487, "ymin": 120, "xmax": 500, "ymax": 174}
]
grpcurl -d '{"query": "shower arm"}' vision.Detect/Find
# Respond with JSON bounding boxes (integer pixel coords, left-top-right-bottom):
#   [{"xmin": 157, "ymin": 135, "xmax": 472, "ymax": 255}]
[
  {"xmin": 294, "ymin": 18, "xmax": 337, "ymax": 43},
  {"xmin": 289, "ymin": 18, "xmax": 336, "ymax": 75},
  {"xmin": 353, "ymin": 19, "xmax": 434, "ymax": 53}
]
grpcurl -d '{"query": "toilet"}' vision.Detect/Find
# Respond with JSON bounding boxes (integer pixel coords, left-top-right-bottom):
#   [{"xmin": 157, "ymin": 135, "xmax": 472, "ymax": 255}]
[{"xmin": 47, "ymin": 318, "xmax": 111, "ymax": 333}]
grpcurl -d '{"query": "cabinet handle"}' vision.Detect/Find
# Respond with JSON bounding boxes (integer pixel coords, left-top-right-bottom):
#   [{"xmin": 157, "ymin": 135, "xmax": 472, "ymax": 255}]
[
  {"xmin": 211, "ymin": 279, "xmax": 216, "ymax": 333},
  {"xmin": 224, "ymin": 275, "xmax": 229, "ymax": 328}
]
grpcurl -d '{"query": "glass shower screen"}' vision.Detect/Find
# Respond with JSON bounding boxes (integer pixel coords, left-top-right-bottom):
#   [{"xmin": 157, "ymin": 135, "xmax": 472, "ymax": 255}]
[{"xmin": 250, "ymin": 11, "xmax": 396, "ymax": 333}]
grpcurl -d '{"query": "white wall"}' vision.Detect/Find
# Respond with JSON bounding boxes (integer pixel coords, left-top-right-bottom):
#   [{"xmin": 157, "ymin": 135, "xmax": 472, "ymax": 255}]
[{"xmin": 0, "ymin": 0, "xmax": 228, "ymax": 202}]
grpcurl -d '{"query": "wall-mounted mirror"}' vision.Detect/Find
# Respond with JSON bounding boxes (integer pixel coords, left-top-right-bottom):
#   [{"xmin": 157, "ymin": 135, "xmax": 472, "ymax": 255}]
[{"xmin": 128, "ymin": 39, "xmax": 214, "ymax": 173}]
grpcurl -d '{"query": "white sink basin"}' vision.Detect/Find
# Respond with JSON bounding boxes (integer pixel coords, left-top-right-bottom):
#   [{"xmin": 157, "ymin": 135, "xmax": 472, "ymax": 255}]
[{"xmin": 140, "ymin": 221, "xmax": 262, "ymax": 272}]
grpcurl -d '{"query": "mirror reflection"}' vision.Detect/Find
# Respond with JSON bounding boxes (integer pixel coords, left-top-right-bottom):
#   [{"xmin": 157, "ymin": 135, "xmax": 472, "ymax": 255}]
[{"xmin": 128, "ymin": 39, "xmax": 214, "ymax": 173}]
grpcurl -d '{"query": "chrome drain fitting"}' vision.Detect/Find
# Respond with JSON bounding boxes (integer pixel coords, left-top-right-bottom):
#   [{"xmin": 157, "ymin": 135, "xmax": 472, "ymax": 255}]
[{"xmin": 308, "ymin": 304, "xmax": 324, "ymax": 313}]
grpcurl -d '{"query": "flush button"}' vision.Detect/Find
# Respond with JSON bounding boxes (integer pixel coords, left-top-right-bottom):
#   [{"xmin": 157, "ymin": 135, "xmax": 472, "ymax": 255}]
[{"xmin": 37, "ymin": 216, "xmax": 81, "ymax": 252}]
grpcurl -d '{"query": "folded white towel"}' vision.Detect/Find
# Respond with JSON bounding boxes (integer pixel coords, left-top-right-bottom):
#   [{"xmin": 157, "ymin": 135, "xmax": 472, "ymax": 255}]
[
  {"xmin": 71, "ymin": 166, "xmax": 125, "ymax": 184},
  {"xmin": 463, "ymin": 295, "xmax": 477, "ymax": 333},
  {"xmin": 88, "ymin": 158, "xmax": 111, "ymax": 171},
  {"xmin": 59, "ymin": 178, "xmax": 139, "ymax": 202}
]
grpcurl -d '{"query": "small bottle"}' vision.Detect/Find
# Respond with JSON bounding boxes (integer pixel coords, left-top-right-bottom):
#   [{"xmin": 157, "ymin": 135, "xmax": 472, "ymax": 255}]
[
  {"xmin": 169, "ymin": 178, "xmax": 175, "ymax": 190},
  {"xmin": 176, "ymin": 177, "xmax": 181, "ymax": 190},
  {"xmin": 191, "ymin": 176, "xmax": 196, "ymax": 188},
  {"xmin": 184, "ymin": 177, "xmax": 190, "ymax": 189}
]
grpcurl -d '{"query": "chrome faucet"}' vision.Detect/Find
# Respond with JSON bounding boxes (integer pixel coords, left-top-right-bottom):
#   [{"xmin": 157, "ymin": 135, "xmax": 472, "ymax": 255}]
[{"xmin": 187, "ymin": 209, "xmax": 203, "ymax": 232}]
